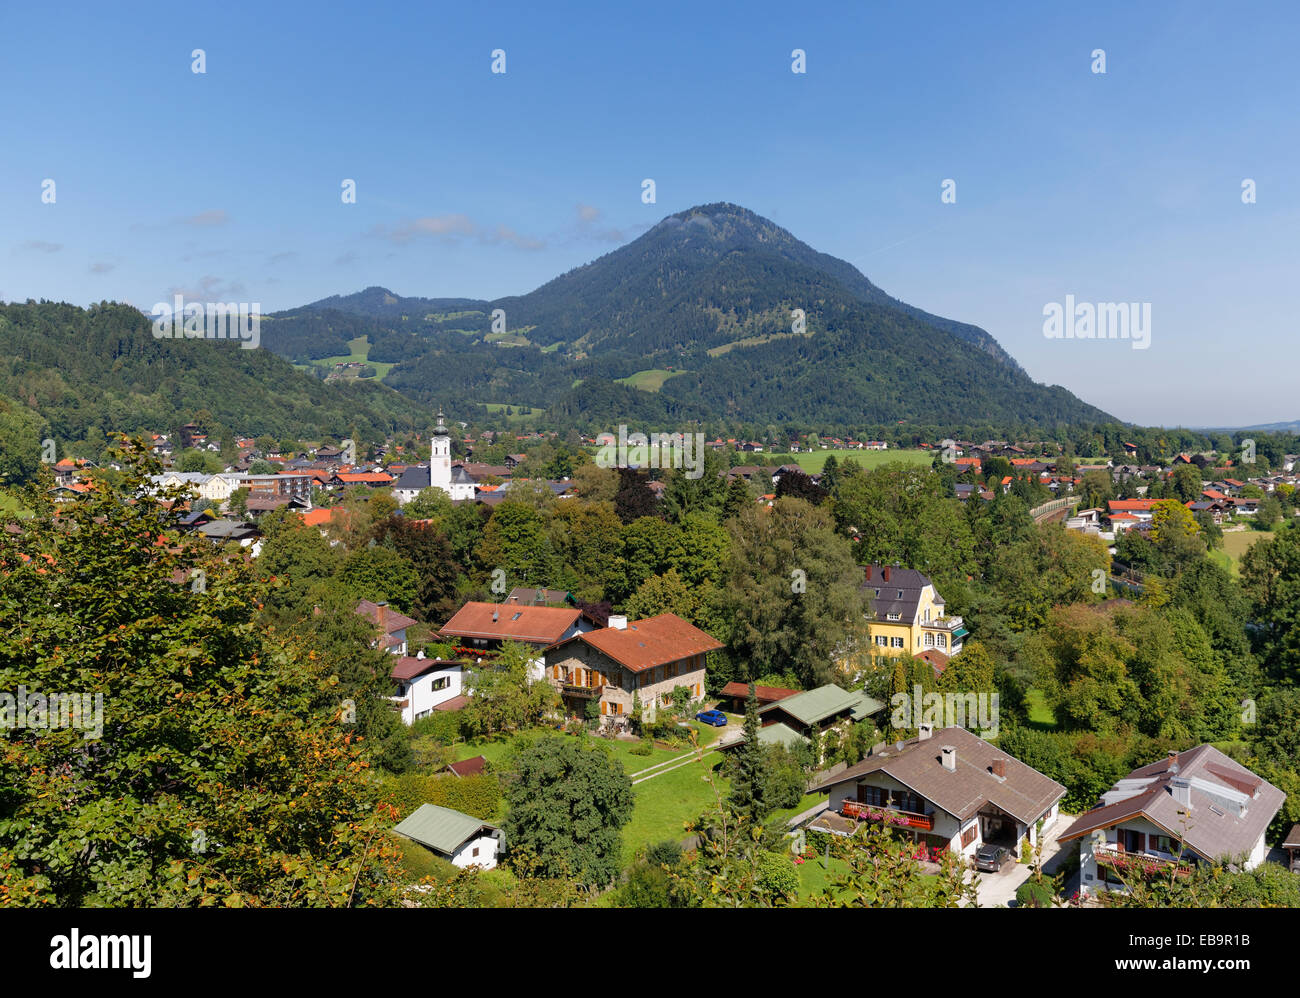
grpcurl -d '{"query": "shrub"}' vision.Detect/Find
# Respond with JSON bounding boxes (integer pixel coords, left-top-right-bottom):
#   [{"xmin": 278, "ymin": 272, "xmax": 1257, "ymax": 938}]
[
  {"xmin": 629, "ymin": 739, "xmax": 654, "ymax": 757},
  {"xmin": 410, "ymin": 710, "xmax": 466, "ymax": 745},
  {"xmin": 756, "ymin": 851, "xmax": 800, "ymax": 900},
  {"xmin": 380, "ymin": 771, "xmax": 503, "ymax": 821},
  {"xmin": 1015, "ymin": 879, "xmax": 1054, "ymax": 908}
]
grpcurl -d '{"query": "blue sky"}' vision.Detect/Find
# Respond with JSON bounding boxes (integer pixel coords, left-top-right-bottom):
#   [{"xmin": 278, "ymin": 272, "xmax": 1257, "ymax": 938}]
[{"xmin": 2, "ymin": 1, "xmax": 1296, "ymax": 426}]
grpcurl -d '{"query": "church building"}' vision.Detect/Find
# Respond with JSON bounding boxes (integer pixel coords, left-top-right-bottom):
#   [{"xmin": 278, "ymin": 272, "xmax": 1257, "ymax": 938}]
[{"xmin": 391, "ymin": 409, "xmax": 476, "ymax": 504}]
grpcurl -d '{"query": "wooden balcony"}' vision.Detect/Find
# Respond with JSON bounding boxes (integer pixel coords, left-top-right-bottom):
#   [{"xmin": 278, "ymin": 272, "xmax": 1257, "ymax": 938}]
[
  {"xmin": 842, "ymin": 799, "xmax": 935, "ymax": 831},
  {"xmin": 561, "ymin": 683, "xmax": 603, "ymax": 700},
  {"xmin": 1093, "ymin": 842, "xmax": 1193, "ymax": 877}
]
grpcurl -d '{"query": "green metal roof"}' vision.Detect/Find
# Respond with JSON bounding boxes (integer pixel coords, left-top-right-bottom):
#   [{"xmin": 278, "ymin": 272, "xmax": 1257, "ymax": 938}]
[
  {"xmin": 760, "ymin": 684, "xmax": 861, "ymax": 726},
  {"xmin": 847, "ymin": 690, "xmax": 886, "ymax": 721},
  {"xmin": 393, "ymin": 804, "xmax": 497, "ymax": 856},
  {"xmin": 953, "ymin": 626, "xmax": 970, "ymax": 639},
  {"xmin": 757, "ymin": 722, "xmax": 807, "ymax": 747}
]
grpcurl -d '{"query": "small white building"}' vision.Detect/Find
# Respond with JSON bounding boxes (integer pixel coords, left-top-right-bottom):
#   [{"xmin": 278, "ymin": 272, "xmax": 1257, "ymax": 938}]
[
  {"xmin": 393, "ymin": 804, "xmax": 500, "ymax": 871},
  {"xmin": 390, "ymin": 653, "xmax": 464, "ymax": 725}
]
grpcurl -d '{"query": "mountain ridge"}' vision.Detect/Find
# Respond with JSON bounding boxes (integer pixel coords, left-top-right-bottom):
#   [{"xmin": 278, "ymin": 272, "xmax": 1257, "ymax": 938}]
[{"xmin": 265, "ymin": 203, "xmax": 1113, "ymax": 428}]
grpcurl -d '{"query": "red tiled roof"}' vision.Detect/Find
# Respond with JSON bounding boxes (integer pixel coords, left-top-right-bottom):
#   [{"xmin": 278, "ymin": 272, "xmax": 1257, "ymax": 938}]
[
  {"xmin": 335, "ymin": 472, "xmax": 393, "ymax": 484},
  {"xmin": 560, "ymin": 614, "xmax": 723, "ymax": 674},
  {"xmin": 915, "ymin": 648, "xmax": 950, "ymax": 676},
  {"xmin": 1108, "ymin": 499, "xmax": 1159, "ymax": 511},
  {"xmin": 440, "ymin": 602, "xmax": 581, "ymax": 644},
  {"xmin": 390, "ymin": 655, "xmax": 452, "ymax": 681},
  {"xmin": 356, "ymin": 599, "xmax": 418, "ymax": 634},
  {"xmin": 445, "ymin": 755, "xmax": 487, "ymax": 777},
  {"xmin": 434, "ymin": 694, "xmax": 471, "ymax": 712},
  {"xmin": 719, "ymin": 682, "xmax": 800, "ymax": 704}
]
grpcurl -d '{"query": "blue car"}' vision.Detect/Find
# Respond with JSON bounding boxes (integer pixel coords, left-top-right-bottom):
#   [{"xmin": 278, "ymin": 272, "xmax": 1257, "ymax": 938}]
[{"xmin": 696, "ymin": 709, "xmax": 728, "ymax": 727}]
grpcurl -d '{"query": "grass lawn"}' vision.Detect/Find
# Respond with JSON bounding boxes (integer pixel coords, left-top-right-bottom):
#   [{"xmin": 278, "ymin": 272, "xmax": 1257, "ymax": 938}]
[
  {"xmin": 774, "ymin": 449, "xmax": 932, "ymax": 474},
  {"xmin": 447, "ymin": 722, "xmax": 821, "ymax": 865},
  {"xmin": 1024, "ymin": 688, "xmax": 1059, "ymax": 732}
]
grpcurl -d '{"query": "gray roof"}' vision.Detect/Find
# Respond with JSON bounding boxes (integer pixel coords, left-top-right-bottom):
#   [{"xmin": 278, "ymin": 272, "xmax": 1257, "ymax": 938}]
[
  {"xmin": 861, "ymin": 564, "xmax": 938, "ymax": 621},
  {"xmin": 393, "ymin": 465, "xmax": 474, "ymax": 490},
  {"xmin": 813, "ymin": 726, "xmax": 1066, "ymax": 826},
  {"xmin": 1058, "ymin": 745, "xmax": 1285, "ymax": 862},
  {"xmin": 393, "ymin": 803, "xmax": 497, "ymax": 856}
]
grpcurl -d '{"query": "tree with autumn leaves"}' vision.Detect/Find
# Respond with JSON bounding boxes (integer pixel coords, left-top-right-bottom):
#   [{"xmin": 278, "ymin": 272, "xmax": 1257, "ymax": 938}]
[{"xmin": 0, "ymin": 438, "xmax": 407, "ymax": 907}]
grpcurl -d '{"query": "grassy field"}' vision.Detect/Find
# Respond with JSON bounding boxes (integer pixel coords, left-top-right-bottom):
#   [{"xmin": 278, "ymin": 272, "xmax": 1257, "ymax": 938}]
[
  {"xmin": 774, "ymin": 448, "xmax": 933, "ymax": 473},
  {"xmin": 479, "ymin": 402, "xmax": 546, "ymax": 424},
  {"xmin": 1211, "ymin": 529, "xmax": 1273, "ymax": 576},
  {"xmin": 615, "ymin": 368, "xmax": 687, "ymax": 392},
  {"xmin": 294, "ymin": 335, "xmax": 397, "ymax": 381}
]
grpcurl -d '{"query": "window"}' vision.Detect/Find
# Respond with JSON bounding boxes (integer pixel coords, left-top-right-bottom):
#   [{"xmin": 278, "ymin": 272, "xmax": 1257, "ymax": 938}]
[
  {"xmin": 936, "ymin": 634, "xmax": 946, "ymax": 649},
  {"xmin": 610, "ymin": 702, "xmax": 622, "ymax": 715},
  {"xmin": 891, "ymin": 637, "xmax": 904, "ymax": 648},
  {"xmin": 924, "ymin": 633, "xmax": 934, "ymax": 648},
  {"xmin": 886, "ymin": 613, "xmax": 901, "ymax": 621},
  {"xmin": 875, "ymin": 635, "xmax": 887, "ymax": 647},
  {"xmin": 1152, "ymin": 835, "xmax": 1173, "ymax": 855},
  {"xmin": 432, "ymin": 676, "xmax": 450, "ymax": 691},
  {"xmin": 472, "ymin": 846, "xmax": 479, "ymax": 858},
  {"xmin": 961, "ymin": 824, "xmax": 978, "ymax": 847}
]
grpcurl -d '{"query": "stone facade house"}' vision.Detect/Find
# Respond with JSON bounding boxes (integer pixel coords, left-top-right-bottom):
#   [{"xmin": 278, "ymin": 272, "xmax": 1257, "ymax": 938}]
[{"xmin": 543, "ymin": 613, "xmax": 723, "ymax": 728}]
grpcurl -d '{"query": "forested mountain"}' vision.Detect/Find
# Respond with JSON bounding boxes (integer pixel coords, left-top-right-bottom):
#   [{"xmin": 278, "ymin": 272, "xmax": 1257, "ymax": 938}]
[
  {"xmin": 262, "ymin": 203, "xmax": 1111, "ymax": 429},
  {"xmin": 0, "ymin": 301, "xmax": 432, "ymax": 447}
]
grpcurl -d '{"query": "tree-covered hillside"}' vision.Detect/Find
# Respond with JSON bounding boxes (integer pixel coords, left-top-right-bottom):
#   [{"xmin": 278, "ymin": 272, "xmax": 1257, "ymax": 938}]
[{"xmin": 0, "ymin": 301, "xmax": 434, "ymax": 449}]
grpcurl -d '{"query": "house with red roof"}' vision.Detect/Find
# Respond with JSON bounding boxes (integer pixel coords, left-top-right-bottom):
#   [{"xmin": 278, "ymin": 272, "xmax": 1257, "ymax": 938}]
[
  {"xmin": 389, "ymin": 651, "xmax": 465, "ymax": 724},
  {"xmin": 356, "ymin": 599, "xmax": 419, "ymax": 656},
  {"xmin": 439, "ymin": 601, "xmax": 593, "ymax": 680},
  {"xmin": 543, "ymin": 613, "xmax": 724, "ymax": 728}
]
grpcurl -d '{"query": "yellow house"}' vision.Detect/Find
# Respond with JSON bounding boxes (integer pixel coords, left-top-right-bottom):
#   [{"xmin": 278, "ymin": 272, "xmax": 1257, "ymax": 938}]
[{"xmin": 863, "ymin": 564, "xmax": 967, "ymax": 661}]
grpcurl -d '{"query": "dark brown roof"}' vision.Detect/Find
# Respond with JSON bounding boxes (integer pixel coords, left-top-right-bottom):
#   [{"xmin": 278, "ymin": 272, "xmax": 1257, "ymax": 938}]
[
  {"xmin": 445, "ymin": 755, "xmax": 487, "ymax": 778},
  {"xmin": 719, "ymin": 682, "xmax": 800, "ymax": 704},
  {"xmin": 1284, "ymin": 824, "xmax": 1300, "ymax": 850},
  {"xmin": 440, "ymin": 601, "xmax": 581, "ymax": 644},
  {"xmin": 390, "ymin": 655, "xmax": 456, "ymax": 681},
  {"xmin": 812, "ymin": 726, "xmax": 1065, "ymax": 826}
]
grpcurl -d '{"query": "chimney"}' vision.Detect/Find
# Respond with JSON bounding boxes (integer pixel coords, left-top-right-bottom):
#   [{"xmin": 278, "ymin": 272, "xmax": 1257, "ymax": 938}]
[
  {"xmin": 991, "ymin": 758, "xmax": 1006, "ymax": 780},
  {"xmin": 492, "ymin": 609, "xmax": 499, "ymax": 623},
  {"xmin": 865, "ymin": 564, "xmax": 873, "ymax": 581},
  {"xmin": 1171, "ymin": 776, "xmax": 1192, "ymax": 809},
  {"xmin": 918, "ymin": 722, "xmax": 933, "ymax": 741},
  {"xmin": 607, "ymin": 614, "xmax": 628, "ymax": 631},
  {"xmin": 882, "ymin": 565, "xmax": 892, "ymax": 582},
  {"xmin": 941, "ymin": 745, "xmax": 957, "ymax": 772},
  {"xmin": 1167, "ymin": 750, "xmax": 1180, "ymax": 775}
]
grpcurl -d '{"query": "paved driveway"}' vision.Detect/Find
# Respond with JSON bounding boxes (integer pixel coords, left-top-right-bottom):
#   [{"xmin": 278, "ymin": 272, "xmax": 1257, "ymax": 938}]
[{"xmin": 968, "ymin": 814, "xmax": 1074, "ymax": 907}]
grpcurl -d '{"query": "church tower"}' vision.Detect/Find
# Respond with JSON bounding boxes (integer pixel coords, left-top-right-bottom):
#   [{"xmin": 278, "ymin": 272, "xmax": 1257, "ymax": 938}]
[{"xmin": 430, "ymin": 408, "xmax": 452, "ymax": 494}]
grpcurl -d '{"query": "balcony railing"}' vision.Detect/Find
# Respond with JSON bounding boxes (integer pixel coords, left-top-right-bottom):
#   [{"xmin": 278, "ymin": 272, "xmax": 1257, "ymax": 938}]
[
  {"xmin": 561, "ymin": 683, "xmax": 603, "ymax": 699},
  {"xmin": 842, "ymin": 799, "xmax": 935, "ymax": 831},
  {"xmin": 922, "ymin": 616, "xmax": 964, "ymax": 632},
  {"xmin": 1093, "ymin": 842, "xmax": 1193, "ymax": 878}
]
